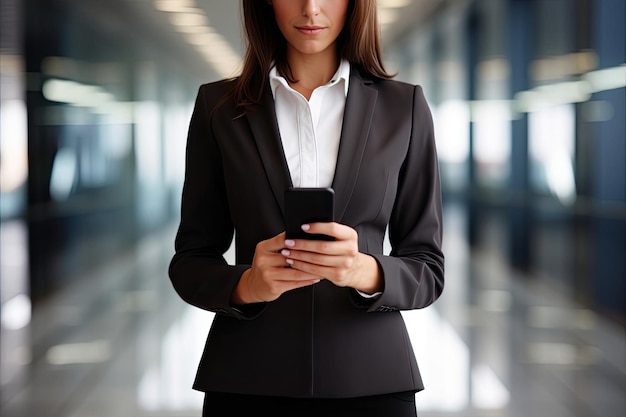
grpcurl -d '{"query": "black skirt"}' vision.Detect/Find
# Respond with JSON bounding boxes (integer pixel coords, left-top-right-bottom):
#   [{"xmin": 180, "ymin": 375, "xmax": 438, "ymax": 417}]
[{"xmin": 202, "ymin": 390, "xmax": 418, "ymax": 417}]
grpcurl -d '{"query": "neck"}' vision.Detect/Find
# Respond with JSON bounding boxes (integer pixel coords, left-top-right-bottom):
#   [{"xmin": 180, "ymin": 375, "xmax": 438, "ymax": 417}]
[{"xmin": 286, "ymin": 47, "xmax": 339, "ymax": 99}]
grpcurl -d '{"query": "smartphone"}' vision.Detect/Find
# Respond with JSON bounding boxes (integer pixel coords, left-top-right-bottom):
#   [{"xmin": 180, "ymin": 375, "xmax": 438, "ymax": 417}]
[{"xmin": 284, "ymin": 187, "xmax": 335, "ymax": 241}]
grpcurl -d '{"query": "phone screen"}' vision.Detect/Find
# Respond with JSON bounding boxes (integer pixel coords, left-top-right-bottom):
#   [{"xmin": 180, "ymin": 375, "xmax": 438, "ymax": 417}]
[{"xmin": 284, "ymin": 187, "xmax": 335, "ymax": 240}]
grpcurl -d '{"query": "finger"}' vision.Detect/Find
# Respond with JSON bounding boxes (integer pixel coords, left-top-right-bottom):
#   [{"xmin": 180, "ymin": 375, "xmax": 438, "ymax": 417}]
[
  {"xmin": 283, "ymin": 239, "xmax": 355, "ymax": 258},
  {"xmin": 258, "ymin": 232, "xmax": 288, "ymax": 254},
  {"xmin": 283, "ymin": 248, "xmax": 334, "ymax": 267},
  {"xmin": 284, "ymin": 258, "xmax": 336, "ymax": 280},
  {"xmin": 278, "ymin": 260, "xmax": 326, "ymax": 280},
  {"xmin": 247, "ymin": 260, "xmax": 320, "ymax": 302},
  {"xmin": 266, "ymin": 270, "xmax": 323, "ymax": 294},
  {"xmin": 301, "ymin": 222, "xmax": 356, "ymax": 242}
]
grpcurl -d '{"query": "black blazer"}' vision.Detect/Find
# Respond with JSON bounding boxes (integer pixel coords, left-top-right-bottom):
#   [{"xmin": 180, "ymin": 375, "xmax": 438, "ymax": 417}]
[{"xmin": 169, "ymin": 67, "xmax": 445, "ymax": 399}]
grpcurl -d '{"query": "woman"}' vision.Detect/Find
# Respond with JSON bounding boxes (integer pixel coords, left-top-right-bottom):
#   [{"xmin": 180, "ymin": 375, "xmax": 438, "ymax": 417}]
[{"xmin": 169, "ymin": 1, "xmax": 444, "ymax": 416}]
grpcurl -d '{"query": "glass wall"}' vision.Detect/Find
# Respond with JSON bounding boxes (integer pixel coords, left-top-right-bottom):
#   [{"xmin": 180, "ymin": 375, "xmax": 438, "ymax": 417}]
[
  {"xmin": 7, "ymin": 0, "xmax": 231, "ymax": 301},
  {"xmin": 386, "ymin": 0, "xmax": 626, "ymax": 323}
]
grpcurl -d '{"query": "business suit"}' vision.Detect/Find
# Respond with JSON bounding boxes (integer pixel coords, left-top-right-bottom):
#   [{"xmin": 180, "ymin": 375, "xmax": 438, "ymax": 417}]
[{"xmin": 169, "ymin": 66, "xmax": 444, "ymax": 399}]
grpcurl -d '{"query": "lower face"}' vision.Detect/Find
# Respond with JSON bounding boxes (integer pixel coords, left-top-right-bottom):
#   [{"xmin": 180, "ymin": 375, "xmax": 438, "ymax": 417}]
[{"xmin": 270, "ymin": 0, "xmax": 349, "ymax": 59}]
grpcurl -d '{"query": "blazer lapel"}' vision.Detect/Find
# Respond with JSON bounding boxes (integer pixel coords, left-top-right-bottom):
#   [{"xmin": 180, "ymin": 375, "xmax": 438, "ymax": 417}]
[
  {"xmin": 244, "ymin": 71, "xmax": 378, "ymax": 222},
  {"xmin": 246, "ymin": 86, "xmax": 292, "ymax": 215},
  {"xmin": 332, "ymin": 70, "xmax": 378, "ymax": 221}
]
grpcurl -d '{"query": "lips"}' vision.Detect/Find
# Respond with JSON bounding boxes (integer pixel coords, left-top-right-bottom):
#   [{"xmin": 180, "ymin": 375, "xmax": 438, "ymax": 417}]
[{"xmin": 296, "ymin": 26, "xmax": 325, "ymax": 35}]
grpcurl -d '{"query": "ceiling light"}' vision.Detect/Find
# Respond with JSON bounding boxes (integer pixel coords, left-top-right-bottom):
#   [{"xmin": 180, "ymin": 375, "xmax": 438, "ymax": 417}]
[
  {"xmin": 156, "ymin": 0, "xmax": 242, "ymax": 78},
  {"xmin": 584, "ymin": 64, "xmax": 626, "ymax": 92},
  {"xmin": 153, "ymin": 0, "xmax": 195, "ymax": 13},
  {"xmin": 169, "ymin": 12, "xmax": 208, "ymax": 27},
  {"xmin": 378, "ymin": 0, "xmax": 412, "ymax": 8}
]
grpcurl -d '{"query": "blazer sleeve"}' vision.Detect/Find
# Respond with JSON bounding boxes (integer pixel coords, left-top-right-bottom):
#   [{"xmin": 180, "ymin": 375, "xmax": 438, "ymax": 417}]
[
  {"xmin": 363, "ymin": 85, "xmax": 445, "ymax": 313},
  {"xmin": 168, "ymin": 83, "xmax": 264, "ymax": 320}
]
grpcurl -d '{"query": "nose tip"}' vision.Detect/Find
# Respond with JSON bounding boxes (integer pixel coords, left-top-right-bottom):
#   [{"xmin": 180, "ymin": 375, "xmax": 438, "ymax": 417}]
[{"xmin": 303, "ymin": 0, "xmax": 320, "ymax": 17}]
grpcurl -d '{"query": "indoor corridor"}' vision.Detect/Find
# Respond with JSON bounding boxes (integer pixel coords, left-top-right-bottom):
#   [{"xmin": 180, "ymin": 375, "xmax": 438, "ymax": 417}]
[{"xmin": 1, "ymin": 0, "xmax": 625, "ymax": 416}]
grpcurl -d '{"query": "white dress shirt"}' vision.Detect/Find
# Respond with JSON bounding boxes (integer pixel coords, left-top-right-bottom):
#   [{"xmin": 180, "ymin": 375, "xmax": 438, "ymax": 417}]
[{"xmin": 269, "ymin": 59, "xmax": 350, "ymax": 188}]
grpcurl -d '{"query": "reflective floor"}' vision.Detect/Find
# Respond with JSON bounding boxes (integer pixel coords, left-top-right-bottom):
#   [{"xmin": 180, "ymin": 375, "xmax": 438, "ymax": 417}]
[{"xmin": 1, "ymin": 206, "xmax": 625, "ymax": 417}]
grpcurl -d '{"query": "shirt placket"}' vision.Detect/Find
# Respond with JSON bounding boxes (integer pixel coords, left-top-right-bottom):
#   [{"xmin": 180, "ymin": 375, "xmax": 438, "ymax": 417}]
[{"xmin": 296, "ymin": 95, "xmax": 318, "ymax": 187}]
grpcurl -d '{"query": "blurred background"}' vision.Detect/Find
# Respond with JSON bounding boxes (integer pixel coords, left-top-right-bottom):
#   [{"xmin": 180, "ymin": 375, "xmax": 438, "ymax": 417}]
[{"xmin": 1, "ymin": 0, "xmax": 624, "ymax": 416}]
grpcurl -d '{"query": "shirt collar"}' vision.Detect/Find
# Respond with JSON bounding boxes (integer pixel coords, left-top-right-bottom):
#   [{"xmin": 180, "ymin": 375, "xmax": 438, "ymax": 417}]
[{"xmin": 269, "ymin": 59, "xmax": 351, "ymax": 98}]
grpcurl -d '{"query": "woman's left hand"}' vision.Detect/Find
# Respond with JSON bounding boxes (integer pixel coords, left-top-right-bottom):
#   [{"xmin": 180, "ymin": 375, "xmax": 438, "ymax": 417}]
[{"xmin": 280, "ymin": 222, "xmax": 382, "ymax": 294}]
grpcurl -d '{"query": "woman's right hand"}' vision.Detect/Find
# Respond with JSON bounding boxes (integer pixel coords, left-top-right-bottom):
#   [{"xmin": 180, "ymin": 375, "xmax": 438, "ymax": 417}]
[{"xmin": 231, "ymin": 232, "xmax": 322, "ymax": 305}]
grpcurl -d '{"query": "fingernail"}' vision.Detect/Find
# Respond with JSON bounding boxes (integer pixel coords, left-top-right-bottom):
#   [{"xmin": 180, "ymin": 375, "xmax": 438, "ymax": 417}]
[
  {"xmin": 281, "ymin": 249, "xmax": 290, "ymax": 256},
  {"xmin": 301, "ymin": 224, "xmax": 310, "ymax": 231},
  {"xmin": 285, "ymin": 240, "xmax": 295, "ymax": 247},
  {"xmin": 313, "ymin": 279, "xmax": 320, "ymax": 283},
  {"xmin": 286, "ymin": 259, "xmax": 294, "ymax": 265}
]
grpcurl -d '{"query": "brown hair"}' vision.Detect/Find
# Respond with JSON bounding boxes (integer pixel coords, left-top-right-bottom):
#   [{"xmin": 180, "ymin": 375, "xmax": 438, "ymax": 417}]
[{"xmin": 233, "ymin": 0, "xmax": 394, "ymax": 110}]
